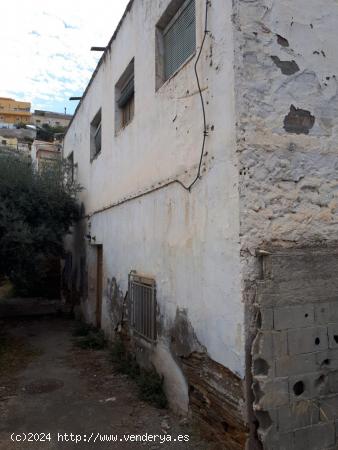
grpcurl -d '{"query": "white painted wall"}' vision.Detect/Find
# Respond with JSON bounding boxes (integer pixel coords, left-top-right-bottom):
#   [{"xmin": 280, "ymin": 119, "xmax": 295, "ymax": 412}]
[{"xmin": 63, "ymin": 0, "xmax": 244, "ymax": 383}]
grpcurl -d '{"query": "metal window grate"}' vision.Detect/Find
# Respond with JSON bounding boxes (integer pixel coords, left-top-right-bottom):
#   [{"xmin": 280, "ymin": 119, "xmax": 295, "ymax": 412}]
[
  {"xmin": 163, "ymin": 0, "xmax": 196, "ymax": 80},
  {"xmin": 129, "ymin": 272, "xmax": 157, "ymax": 342}
]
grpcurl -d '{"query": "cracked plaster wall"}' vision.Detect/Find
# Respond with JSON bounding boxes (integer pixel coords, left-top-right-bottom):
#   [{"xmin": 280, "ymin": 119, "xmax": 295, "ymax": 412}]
[
  {"xmin": 233, "ymin": 0, "xmax": 338, "ymax": 273},
  {"xmin": 233, "ymin": 1, "xmax": 338, "ymax": 447}
]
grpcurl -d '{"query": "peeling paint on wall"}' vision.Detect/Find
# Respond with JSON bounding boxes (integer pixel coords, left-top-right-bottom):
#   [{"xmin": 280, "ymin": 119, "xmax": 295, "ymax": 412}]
[
  {"xmin": 270, "ymin": 56, "xmax": 299, "ymax": 76},
  {"xmin": 283, "ymin": 105, "xmax": 315, "ymax": 134}
]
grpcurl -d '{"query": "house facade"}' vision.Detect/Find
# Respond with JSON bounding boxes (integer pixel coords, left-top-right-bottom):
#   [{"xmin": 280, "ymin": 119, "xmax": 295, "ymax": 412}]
[
  {"xmin": 31, "ymin": 140, "xmax": 61, "ymax": 170},
  {"xmin": 32, "ymin": 110, "xmax": 72, "ymax": 128},
  {"xmin": 0, "ymin": 97, "xmax": 31, "ymax": 128},
  {"xmin": 0, "ymin": 135, "xmax": 17, "ymax": 149},
  {"xmin": 63, "ymin": 0, "xmax": 338, "ymax": 448}
]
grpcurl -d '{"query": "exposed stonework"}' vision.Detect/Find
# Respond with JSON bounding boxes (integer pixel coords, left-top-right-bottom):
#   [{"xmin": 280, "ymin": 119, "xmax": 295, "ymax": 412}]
[
  {"xmin": 233, "ymin": 1, "xmax": 338, "ymax": 447},
  {"xmin": 233, "ymin": 0, "xmax": 338, "ymax": 258},
  {"xmin": 270, "ymin": 57, "xmax": 299, "ymax": 76},
  {"xmin": 252, "ymin": 248, "xmax": 338, "ymax": 449},
  {"xmin": 181, "ymin": 353, "xmax": 248, "ymax": 449},
  {"xmin": 283, "ymin": 105, "xmax": 315, "ymax": 134},
  {"xmin": 170, "ymin": 309, "xmax": 248, "ymax": 448}
]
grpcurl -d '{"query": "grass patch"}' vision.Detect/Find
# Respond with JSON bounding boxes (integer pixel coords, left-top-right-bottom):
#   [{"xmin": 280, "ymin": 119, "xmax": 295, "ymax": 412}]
[
  {"xmin": 111, "ymin": 338, "xmax": 167, "ymax": 409},
  {"xmin": 72, "ymin": 321, "xmax": 94, "ymax": 337},
  {"xmin": 73, "ymin": 323, "xmax": 107, "ymax": 350}
]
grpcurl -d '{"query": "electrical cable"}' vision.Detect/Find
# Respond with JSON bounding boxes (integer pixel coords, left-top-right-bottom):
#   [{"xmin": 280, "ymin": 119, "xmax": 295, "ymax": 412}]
[
  {"xmin": 183, "ymin": 0, "xmax": 210, "ymax": 191},
  {"xmin": 89, "ymin": 0, "xmax": 210, "ymax": 218}
]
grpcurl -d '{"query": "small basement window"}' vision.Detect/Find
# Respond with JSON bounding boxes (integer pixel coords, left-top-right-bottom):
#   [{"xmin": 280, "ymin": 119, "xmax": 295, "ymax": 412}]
[
  {"xmin": 115, "ymin": 59, "xmax": 135, "ymax": 132},
  {"xmin": 156, "ymin": 0, "xmax": 196, "ymax": 89},
  {"xmin": 129, "ymin": 272, "xmax": 157, "ymax": 342},
  {"xmin": 90, "ymin": 109, "xmax": 102, "ymax": 160}
]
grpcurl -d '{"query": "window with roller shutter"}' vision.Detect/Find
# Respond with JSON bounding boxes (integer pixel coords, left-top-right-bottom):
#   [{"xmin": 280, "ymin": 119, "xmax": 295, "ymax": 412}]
[{"xmin": 163, "ymin": 0, "xmax": 196, "ymax": 81}]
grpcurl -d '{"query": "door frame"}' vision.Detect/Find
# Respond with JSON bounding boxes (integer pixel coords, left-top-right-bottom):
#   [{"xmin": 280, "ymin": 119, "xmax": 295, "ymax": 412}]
[{"xmin": 96, "ymin": 245, "xmax": 103, "ymax": 328}]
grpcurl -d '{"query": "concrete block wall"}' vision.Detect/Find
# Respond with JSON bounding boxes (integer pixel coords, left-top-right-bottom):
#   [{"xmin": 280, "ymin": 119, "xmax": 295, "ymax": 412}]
[{"xmin": 252, "ymin": 248, "xmax": 338, "ymax": 450}]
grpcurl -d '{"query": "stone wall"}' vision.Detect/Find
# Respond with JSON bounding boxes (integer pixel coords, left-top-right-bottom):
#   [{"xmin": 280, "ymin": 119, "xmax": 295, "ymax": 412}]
[
  {"xmin": 233, "ymin": 2, "xmax": 338, "ymax": 446},
  {"xmin": 252, "ymin": 248, "xmax": 338, "ymax": 449},
  {"xmin": 181, "ymin": 352, "xmax": 248, "ymax": 449},
  {"xmin": 233, "ymin": 0, "xmax": 338, "ymax": 263}
]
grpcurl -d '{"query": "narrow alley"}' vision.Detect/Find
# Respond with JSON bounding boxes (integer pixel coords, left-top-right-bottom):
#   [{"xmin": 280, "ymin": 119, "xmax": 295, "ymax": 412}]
[{"xmin": 0, "ymin": 313, "xmax": 214, "ymax": 450}]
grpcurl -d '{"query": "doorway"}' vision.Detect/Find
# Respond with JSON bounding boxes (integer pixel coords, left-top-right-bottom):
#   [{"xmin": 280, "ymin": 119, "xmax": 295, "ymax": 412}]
[{"xmin": 96, "ymin": 245, "xmax": 103, "ymax": 328}]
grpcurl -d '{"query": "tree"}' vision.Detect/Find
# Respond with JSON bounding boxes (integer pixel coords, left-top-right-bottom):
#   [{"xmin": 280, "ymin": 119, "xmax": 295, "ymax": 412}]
[{"xmin": 0, "ymin": 149, "xmax": 80, "ymax": 296}]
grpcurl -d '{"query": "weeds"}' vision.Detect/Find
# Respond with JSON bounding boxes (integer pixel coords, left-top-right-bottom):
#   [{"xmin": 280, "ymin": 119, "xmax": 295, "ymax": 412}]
[
  {"xmin": 137, "ymin": 369, "xmax": 168, "ymax": 409},
  {"xmin": 72, "ymin": 321, "xmax": 94, "ymax": 337},
  {"xmin": 73, "ymin": 322, "xmax": 106, "ymax": 350},
  {"xmin": 111, "ymin": 338, "xmax": 167, "ymax": 409}
]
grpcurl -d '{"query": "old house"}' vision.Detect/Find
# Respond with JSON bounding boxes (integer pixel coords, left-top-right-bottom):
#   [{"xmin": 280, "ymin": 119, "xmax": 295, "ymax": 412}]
[
  {"xmin": 32, "ymin": 110, "xmax": 72, "ymax": 129},
  {"xmin": 0, "ymin": 97, "xmax": 31, "ymax": 128},
  {"xmin": 63, "ymin": 0, "xmax": 338, "ymax": 448},
  {"xmin": 31, "ymin": 140, "xmax": 61, "ymax": 170}
]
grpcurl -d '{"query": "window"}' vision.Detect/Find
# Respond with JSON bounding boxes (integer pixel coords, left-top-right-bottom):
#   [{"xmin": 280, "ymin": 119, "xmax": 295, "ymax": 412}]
[
  {"xmin": 129, "ymin": 272, "xmax": 157, "ymax": 342},
  {"xmin": 67, "ymin": 152, "xmax": 74, "ymax": 183},
  {"xmin": 120, "ymin": 78, "xmax": 134, "ymax": 128},
  {"xmin": 156, "ymin": 0, "xmax": 196, "ymax": 88},
  {"xmin": 90, "ymin": 109, "xmax": 102, "ymax": 160},
  {"xmin": 115, "ymin": 59, "xmax": 134, "ymax": 132}
]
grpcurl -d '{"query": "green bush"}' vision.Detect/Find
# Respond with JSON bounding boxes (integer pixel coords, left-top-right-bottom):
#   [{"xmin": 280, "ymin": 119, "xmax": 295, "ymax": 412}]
[
  {"xmin": 0, "ymin": 149, "xmax": 81, "ymax": 296},
  {"xmin": 75, "ymin": 329, "xmax": 107, "ymax": 350},
  {"xmin": 72, "ymin": 321, "xmax": 94, "ymax": 337}
]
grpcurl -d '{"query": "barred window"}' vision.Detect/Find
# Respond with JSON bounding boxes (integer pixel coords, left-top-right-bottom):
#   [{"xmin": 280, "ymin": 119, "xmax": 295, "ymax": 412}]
[{"xmin": 129, "ymin": 272, "xmax": 157, "ymax": 342}]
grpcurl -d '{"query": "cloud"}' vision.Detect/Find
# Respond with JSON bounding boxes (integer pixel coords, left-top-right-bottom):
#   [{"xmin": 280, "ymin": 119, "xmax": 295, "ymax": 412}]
[{"xmin": 0, "ymin": 0, "xmax": 129, "ymax": 114}]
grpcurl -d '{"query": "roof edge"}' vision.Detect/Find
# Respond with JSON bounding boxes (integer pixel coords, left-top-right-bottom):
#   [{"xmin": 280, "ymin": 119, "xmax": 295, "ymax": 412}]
[{"xmin": 64, "ymin": 0, "xmax": 135, "ymax": 137}]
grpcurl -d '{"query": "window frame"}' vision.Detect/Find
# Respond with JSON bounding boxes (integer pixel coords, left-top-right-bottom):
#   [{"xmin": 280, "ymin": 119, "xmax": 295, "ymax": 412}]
[
  {"xmin": 129, "ymin": 272, "xmax": 157, "ymax": 343},
  {"xmin": 155, "ymin": 0, "xmax": 196, "ymax": 90},
  {"xmin": 115, "ymin": 59, "xmax": 135, "ymax": 134},
  {"xmin": 90, "ymin": 108, "xmax": 102, "ymax": 161}
]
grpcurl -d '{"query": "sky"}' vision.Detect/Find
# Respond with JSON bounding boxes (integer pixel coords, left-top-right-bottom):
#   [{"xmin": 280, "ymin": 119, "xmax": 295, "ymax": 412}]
[{"xmin": 0, "ymin": 0, "xmax": 130, "ymax": 115}]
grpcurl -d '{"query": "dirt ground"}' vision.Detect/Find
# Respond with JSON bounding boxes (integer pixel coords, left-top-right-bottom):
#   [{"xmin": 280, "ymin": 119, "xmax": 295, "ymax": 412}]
[{"xmin": 0, "ymin": 316, "xmax": 217, "ymax": 450}]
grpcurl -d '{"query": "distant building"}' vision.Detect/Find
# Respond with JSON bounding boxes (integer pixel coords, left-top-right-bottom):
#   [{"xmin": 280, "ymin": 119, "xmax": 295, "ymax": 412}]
[
  {"xmin": 0, "ymin": 135, "xmax": 17, "ymax": 149},
  {"xmin": 0, "ymin": 127, "xmax": 36, "ymax": 142},
  {"xmin": 31, "ymin": 140, "xmax": 61, "ymax": 170},
  {"xmin": 0, "ymin": 97, "xmax": 31, "ymax": 128},
  {"xmin": 17, "ymin": 142, "xmax": 30, "ymax": 154},
  {"xmin": 32, "ymin": 110, "xmax": 72, "ymax": 129}
]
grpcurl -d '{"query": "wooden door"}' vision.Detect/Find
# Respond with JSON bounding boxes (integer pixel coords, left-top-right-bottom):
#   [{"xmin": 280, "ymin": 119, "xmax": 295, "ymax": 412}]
[{"xmin": 96, "ymin": 245, "xmax": 103, "ymax": 328}]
